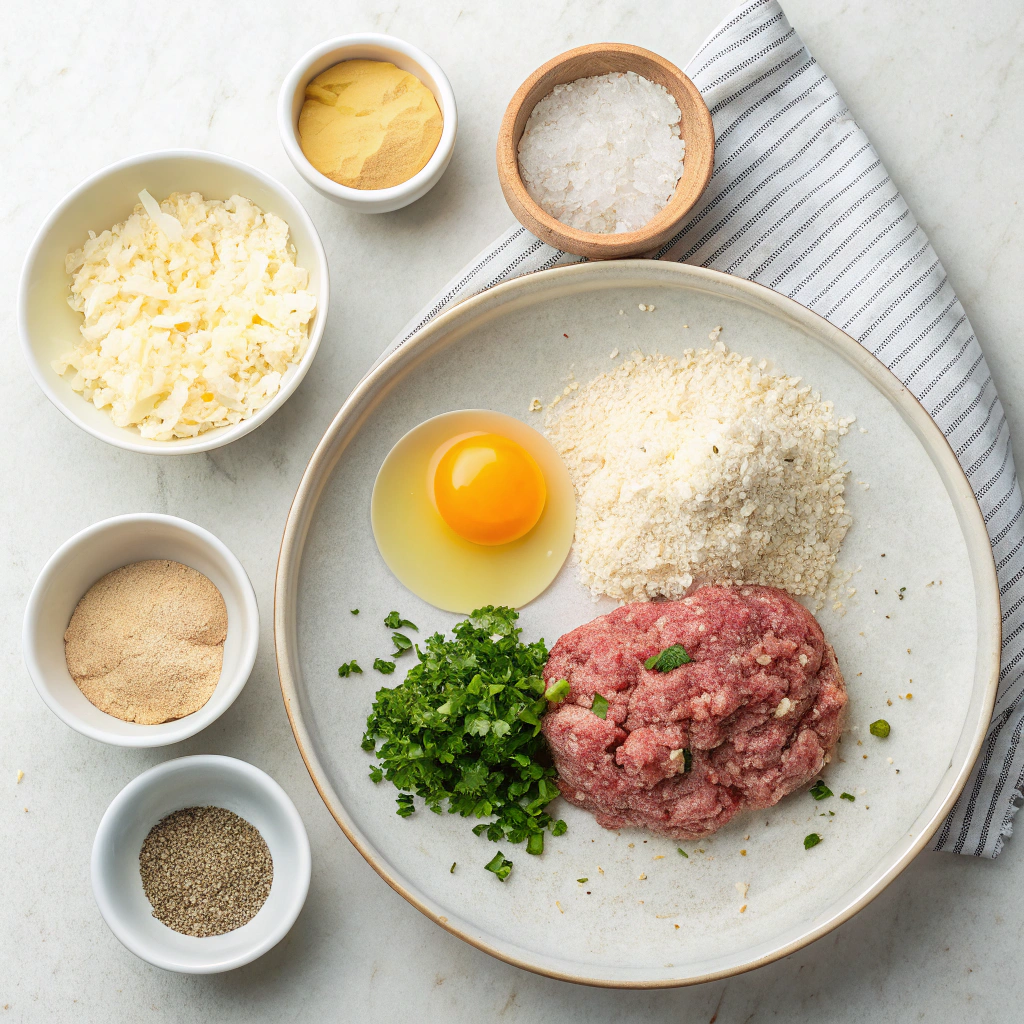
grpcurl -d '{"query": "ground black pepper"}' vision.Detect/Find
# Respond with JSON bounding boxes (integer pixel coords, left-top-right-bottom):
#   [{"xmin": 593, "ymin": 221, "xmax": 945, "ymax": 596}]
[{"xmin": 139, "ymin": 806, "xmax": 273, "ymax": 937}]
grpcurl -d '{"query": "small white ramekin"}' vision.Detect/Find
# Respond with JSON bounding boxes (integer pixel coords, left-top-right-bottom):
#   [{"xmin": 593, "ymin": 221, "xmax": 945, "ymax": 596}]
[
  {"xmin": 19, "ymin": 149, "xmax": 330, "ymax": 455},
  {"xmin": 23, "ymin": 514, "xmax": 259, "ymax": 747},
  {"xmin": 278, "ymin": 34, "xmax": 458, "ymax": 213},
  {"xmin": 92, "ymin": 755, "xmax": 311, "ymax": 973}
]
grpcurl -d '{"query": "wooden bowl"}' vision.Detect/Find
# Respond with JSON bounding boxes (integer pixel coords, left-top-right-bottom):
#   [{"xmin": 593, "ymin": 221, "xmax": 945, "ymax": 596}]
[{"xmin": 497, "ymin": 43, "xmax": 714, "ymax": 259}]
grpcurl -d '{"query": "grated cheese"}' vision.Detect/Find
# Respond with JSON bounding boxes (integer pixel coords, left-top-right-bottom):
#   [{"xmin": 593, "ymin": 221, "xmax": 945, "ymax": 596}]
[
  {"xmin": 53, "ymin": 191, "xmax": 316, "ymax": 440},
  {"xmin": 545, "ymin": 346, "xmax": 853, "ymax": 605}
]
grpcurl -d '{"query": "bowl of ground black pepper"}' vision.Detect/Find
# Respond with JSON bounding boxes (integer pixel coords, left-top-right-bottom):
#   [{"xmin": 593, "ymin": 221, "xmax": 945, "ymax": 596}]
[
  {"xmin": 23, "ymin": 514, "xmax": 259, "ymax": 746},
  {"xmin": 91, "ymin": 755, "xmax": 310, "ymax": 973}
]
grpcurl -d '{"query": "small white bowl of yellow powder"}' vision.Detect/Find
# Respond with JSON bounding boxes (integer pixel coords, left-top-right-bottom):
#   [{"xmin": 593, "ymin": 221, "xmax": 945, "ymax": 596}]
[
  {"xmin": 23, "ymin": 514, "xmax": 259, "ymax": 747},
  {"xmin": 279, "ymin": 34, "xmax": 458, "ymax": 212}
]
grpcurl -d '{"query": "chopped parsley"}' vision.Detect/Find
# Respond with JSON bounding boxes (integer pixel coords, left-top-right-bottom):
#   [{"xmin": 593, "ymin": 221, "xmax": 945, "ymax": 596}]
[
  {"xmin": 840, "ymin": 792, "xmax": 856, "ymax": 802},
  {"xmin": 350, "ymin": 609, "xmax": 359, "ymax": 615},
  {"xmin": 484, "ymin": 851, "xmax": 513, "ymax": 881},
  {"xmin": 682, "ymin": 748, "xmax": 693, "ymax": 773},
  {"xmin": 391, "ymin": 632, "xmax": 414, "ymax": 656},
  {"xmin": 338, "ymin": 660, "xmax": 362, "ymax": 677},
  {"xmin": 385, "ymin": 611, "xmax": 419, "ymax": 631},
  {"xmin": 809, "ymin": 780, "xmax": 833, "ymax": 800},
  {"xmin": 577, "ymin": 877, "xmax": 588, "ymax": 883},
  {"xmin": 677, "ymin": 848, "xmax": 689, "ymax": 859},
  {"xmin": 450, "ymin": 862, "xmax": 456, "ymax": 873},
  {"xmin": 591, "ymin": 693, "xmax": 609, "ymax": 719},
  {"xmin": 644, "ymin": 644, "xmax": 692, "ymax": 672},
  {"xmin": 362, "ymin": 606, "xmax": 566, "ymax": 871},
  {"xmin": 373, "ymin": 658, "xmax": 396, "ymax": 674},
  {"xmin": 869, "ymin": 719, "xmax": 891, "ymax": 738},
  {"xmin": 804, "ymin": 833, "xmax": 822, "ymax": 850}
]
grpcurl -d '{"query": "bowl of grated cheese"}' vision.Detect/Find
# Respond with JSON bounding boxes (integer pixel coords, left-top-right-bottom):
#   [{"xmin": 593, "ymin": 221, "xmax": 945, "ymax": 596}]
[{"xmin": 19, "ymin": 150, "xmax": 330, "ymax": 454}]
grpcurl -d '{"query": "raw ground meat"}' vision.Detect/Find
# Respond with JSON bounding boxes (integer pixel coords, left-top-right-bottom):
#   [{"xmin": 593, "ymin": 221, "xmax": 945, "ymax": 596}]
[{"xmin": 542, "ymin": 585, "xmax": 847, "ymax": 840}]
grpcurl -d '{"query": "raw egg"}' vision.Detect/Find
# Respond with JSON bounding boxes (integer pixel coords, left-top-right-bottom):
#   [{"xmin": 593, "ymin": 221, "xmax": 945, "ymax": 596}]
[
  {"xmin": 434, "ymin": 433, "xmax": 546, "ymax": 545},
  {"xmin": 371, "ymin": 410, "xmax": 576, "ymax": 613}
]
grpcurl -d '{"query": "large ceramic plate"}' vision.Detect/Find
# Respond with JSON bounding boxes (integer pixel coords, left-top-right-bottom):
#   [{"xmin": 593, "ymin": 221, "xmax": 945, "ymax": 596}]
[{"xmin": 275, "ymin": 261, "xmax": 1000, "ymax": 987}]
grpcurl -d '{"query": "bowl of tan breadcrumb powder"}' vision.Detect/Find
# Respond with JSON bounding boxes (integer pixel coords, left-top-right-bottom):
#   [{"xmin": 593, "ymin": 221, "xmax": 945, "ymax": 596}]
[
  {"xmin": 24, "ymin": 514, "xmax": 259, "ymax": 747},
  {"xmin": 91, "ymin": 755, "xmax": 310, "ymax": 972}
]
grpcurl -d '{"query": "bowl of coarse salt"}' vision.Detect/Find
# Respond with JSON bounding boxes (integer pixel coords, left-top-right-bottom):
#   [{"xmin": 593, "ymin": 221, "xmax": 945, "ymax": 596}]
[
  {"xmin": 497, "ymin": 43, "xmax": 715, "ymax": 259},
  {"xmin": 23, "ymin": 513, "xmax": 259, "ymax": 747}
]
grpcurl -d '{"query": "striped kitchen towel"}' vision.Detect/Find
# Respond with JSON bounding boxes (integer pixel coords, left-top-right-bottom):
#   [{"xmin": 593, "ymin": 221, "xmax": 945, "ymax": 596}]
[{"xmin": 384, "ymin": 0, "xmax": 1024, "ymax": 857}]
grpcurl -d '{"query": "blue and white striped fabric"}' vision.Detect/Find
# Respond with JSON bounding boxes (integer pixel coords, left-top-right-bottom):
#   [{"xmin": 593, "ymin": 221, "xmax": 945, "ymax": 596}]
[{"xmin": 387, "ymin": 0, "xmax": 1024, "ymax": 857}]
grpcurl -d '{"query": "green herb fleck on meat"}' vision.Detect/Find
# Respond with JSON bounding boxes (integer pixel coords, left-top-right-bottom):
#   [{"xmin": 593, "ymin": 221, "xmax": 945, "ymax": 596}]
[
  {"xmin": 544, "ymin": 678, "xmax": 570, "ymax": 703},
  {"xmin": 644, "ymin": 644, "xmax": 692, "ymax": 672},
  {"xmin": 591, "ymin": 693, "xmax": 609, "ymax": 719}
]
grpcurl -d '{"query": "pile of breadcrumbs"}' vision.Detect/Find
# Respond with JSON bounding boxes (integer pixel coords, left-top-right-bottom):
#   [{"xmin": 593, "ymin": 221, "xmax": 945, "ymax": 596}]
[{"xmin": 545, "ymin": 344, "xmax": 854, "ymax": 606}]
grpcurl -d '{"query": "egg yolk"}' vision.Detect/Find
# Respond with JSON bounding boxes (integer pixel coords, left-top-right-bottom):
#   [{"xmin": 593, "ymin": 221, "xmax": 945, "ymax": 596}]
[{"xmin": 433, "ymin": 433, "xmax": 547, "ymax": 545}]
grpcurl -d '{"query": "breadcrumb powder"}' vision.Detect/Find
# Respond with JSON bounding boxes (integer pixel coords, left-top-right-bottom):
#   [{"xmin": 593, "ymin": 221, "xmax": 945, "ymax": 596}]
[
  {"xmin": 64, "ymin": 559, "xmax": 227, "ymax": 724},
  {"xmin": 545, "ymin": 345, "xmax": 853, "ymax": 606}
]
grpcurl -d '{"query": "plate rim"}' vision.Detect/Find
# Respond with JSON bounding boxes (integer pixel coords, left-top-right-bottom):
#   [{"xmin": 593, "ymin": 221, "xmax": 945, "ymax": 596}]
[{"xmin": 274, "ymin": 260, "xmax": 1001, "ymax": 988}]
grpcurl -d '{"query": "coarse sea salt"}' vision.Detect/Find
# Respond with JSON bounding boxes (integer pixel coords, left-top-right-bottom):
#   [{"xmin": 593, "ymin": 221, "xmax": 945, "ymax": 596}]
[{"xmin": 517, "ymin": 71, "xmax": 685, "ymax": 234}]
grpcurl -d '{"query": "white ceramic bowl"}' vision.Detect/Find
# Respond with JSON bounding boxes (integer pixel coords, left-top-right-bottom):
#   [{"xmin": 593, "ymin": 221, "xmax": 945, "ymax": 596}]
[
  {"xmin": 19, "ymin": 149, "xmax": 330, "ymax": 455},
  {"xmin": 278, "ymin": 34, "xmax": 457, "ymax": 212},
  {"xmin": 23, "ymin": 514, "xmax": 259, "ymax": 746},
  {"xmin": 92, "ymin": 755, "xmax": 311, "ymax": 973}
]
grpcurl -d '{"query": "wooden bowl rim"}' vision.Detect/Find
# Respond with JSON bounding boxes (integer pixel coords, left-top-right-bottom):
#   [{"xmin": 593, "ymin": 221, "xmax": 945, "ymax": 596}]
[{"xmin": 497, "ymin": 42, "xmax": 715, "ymax": 257}]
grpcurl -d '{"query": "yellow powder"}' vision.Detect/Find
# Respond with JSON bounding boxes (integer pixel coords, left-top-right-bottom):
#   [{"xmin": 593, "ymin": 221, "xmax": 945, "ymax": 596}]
[{"xmin": 299, "ymin": 60, "xmax": 443, "ymax": 190}]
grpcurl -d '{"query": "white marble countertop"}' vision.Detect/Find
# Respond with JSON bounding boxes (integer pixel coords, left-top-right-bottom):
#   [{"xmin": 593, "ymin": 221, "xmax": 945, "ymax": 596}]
[{"xmin": 2, "ymin": 1, "xmax": 1021, "ymax": 1020}]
